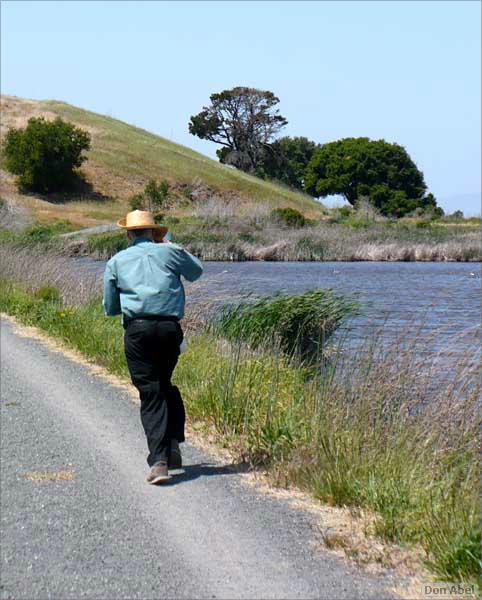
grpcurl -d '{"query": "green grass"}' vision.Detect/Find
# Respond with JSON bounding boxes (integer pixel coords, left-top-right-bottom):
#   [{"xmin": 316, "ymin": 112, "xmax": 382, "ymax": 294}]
[
  {"xmin": 0, "ymin": 220, "xmax": 79, "ymax": 246},
  {"xmin": 0, "ymin": 278, "xmax": 479, "ymax": 587},
  {"xmin": 87, "ymin": 230, "xmax": 128, "ymax": 257}
]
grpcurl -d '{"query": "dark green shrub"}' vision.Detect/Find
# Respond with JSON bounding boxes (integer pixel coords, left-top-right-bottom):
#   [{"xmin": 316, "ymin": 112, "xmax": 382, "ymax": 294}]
[
  {"xmin": 338, "ymin": 205, "xmax": 353, "ymax": 219},
  {"xmin": 19, "ymin": 220, "xmax": 77, "ymax": 243},
  {"xmin": 153, "ymin": 213, "xmax": 165, "ymax": 225},
  {"xmin": 416, "ymin": 219, "xmax": 431, "ymax": 229},
  {"xmin": 3, "ymin": 117, "xmax": 91, "ymax": 193},
  {"xmin": 145, "ymin": 178, "xmax": 170, "ymax": 210},
  {"xmin": 348, "ymin": 220, "xmax": 370, "ymax": 230},
  {"xmin": 239, "ymin": 232, "xmax": 257, "ymax": 243},
  {"xmin": 217, "ymin": 289, "xmax": 357, "ymax": 361},
  {"xmin": 271, "ymin": 207, "xmax": 306, "ymax": 228},
  {"xmin": 87, "ymin": 231, "xmax": 128, "ymax": 257},
  {"xmin": 128, "ymin": 193, "xmax": 145, "ymax": 211},
  {"xmin": 129, "ymin": 180, "xmax": 171, "ymax": 212},
  {"xmin": 182, "ymin": 186, "xmax": 193, "ymax": 200},
  {"xmin": 34, "ymin": 285, "xmax": 61, "ymax": 303},
  {"xmin": 451, "ymin": 210, "xmax": 464, "ymax": 221}
]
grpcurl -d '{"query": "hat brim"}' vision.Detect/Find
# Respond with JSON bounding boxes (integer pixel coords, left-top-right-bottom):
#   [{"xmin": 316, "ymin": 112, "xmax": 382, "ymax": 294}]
[{"xmin": 117, "ymin": 218, "xmax": 167, "ymax": 237}]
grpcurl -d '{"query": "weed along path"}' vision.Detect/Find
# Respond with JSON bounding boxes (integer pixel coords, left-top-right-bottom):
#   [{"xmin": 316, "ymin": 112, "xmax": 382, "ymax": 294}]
[{"xmin": 0, "ymin": 318, "xmax": 397, "ymax": 600}]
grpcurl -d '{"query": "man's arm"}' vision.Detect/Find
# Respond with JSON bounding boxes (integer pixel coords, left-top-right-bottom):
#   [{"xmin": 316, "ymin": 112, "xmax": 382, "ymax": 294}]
[
  {"xmin": 167, "ymin": 244, "xmax": 203, "ymax": 282},
  {"xmin": 103, "ymin": 261, "xmax": 121, "ymax": 316}
]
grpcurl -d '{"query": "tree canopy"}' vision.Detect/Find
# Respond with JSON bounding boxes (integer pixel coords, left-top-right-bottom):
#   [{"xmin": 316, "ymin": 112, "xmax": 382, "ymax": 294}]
[
  {"xmin": 3, "ymin": 117, "xmax": 91, "ymax": 193},
  {"xmin": 304, "ymin": 137, "xmax": 439, "ymax": 217},
  {"xmin": 188, "ymin": 87, "xmax": 287, "ymax": 173},
  {"xmin": 257, "ymin": 136, "xmax": 320, "ymax": 191}
]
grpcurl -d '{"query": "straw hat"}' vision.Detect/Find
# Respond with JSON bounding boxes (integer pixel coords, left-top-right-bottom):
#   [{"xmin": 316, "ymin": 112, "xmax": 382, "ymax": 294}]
[{"xmin": 117, "ymin": 210, "xmax": 167, "ymax": 238}]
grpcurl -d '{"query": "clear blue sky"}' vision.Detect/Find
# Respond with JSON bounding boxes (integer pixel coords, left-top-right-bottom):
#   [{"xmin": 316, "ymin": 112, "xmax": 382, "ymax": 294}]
[{"xmin": 2, "ymin": 0, "xmax": 481, "ymax": 214}]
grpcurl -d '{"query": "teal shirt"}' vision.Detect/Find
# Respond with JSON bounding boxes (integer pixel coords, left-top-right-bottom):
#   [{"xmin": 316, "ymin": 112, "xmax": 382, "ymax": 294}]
[{"xmin": 103, "ymin": 238, "xmax": 203, "ymax": 320}]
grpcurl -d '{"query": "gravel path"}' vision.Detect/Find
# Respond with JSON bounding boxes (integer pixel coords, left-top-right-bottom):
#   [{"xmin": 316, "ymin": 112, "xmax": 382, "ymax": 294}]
[
  {"xmin": 60, "ymin": 223, "xmax": 118, "ymax": 239},
  {"xmin": 0, "ymin": 318, "xmax": 396, "ymax": 600}
]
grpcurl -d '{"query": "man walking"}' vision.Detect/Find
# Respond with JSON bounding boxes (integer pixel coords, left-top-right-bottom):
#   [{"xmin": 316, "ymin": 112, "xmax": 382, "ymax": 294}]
[{"xmin": 103, "ymin": 210, "xmax": 203, "ymax": 484}]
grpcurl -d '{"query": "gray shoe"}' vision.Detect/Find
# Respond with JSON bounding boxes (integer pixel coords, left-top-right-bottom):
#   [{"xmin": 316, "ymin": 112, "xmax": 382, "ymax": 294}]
[
  {"xmin": 169, "ymin": 439, "xmax": 182, "ymax": 470},
  {"xmin": 146, "ymin": 461, "xmax": 171, "ymax": 484}
]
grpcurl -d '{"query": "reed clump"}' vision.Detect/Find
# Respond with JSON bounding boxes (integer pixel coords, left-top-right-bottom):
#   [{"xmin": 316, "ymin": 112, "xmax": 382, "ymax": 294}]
[
  {"xmin": 86, "ymin": 230, "xmax": 128, "ymax": 258},
  {"xmin": 216, "ymin": 289, "xmax": 357, "ymax": 360}
]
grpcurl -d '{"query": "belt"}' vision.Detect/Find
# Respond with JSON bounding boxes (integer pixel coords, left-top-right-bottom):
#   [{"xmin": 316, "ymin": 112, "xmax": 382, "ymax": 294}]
[{"xmin": 124, "ymin": 314, "xmax": 179, "ymax": 328}]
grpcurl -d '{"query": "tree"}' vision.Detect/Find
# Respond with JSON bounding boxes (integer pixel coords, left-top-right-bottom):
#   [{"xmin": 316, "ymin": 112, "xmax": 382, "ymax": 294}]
[
  {"xmin": 305, "ymin": 137, "xmax": 439, "ymax": 217},
  {"xmin": 188, "ymin": 87, "xmax": 288, "ymax": 172},
  {"xmin": 257, "ymin": 136, "xmax": 320, "ymax": 191},
  {"xmin": 3, "ymin": 117, "xmax": 91, "ymax": 193}
]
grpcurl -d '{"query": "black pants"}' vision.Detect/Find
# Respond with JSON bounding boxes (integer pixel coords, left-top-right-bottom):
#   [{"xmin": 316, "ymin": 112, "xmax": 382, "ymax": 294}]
[{"xmin": 124, "ymin": 318, "xmax": 185, "ymax": 466}]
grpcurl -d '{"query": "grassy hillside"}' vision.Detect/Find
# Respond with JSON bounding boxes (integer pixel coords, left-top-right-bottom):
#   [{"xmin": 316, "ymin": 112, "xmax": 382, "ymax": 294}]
[{"xmin": 0, "ymin": 95, "xmax": 325, "ymax": 227}]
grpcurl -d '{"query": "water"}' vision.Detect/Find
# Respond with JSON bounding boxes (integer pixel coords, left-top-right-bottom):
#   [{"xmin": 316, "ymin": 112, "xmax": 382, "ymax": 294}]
[{"xmin": 80, "ymin": 259, "xmax": 481, "ymax": 366}]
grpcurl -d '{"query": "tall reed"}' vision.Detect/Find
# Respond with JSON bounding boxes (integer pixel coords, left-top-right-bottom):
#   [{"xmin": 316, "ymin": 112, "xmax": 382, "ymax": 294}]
[{"xmin": 216, "ymin": 289, "xmax": 358, "ymax": 361}]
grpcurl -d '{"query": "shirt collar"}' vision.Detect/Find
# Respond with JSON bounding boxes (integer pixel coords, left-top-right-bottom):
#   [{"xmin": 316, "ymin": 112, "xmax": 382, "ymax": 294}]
[{"xmin": 132, "ymin": 237, "xmax": 154, "ymax": 246}]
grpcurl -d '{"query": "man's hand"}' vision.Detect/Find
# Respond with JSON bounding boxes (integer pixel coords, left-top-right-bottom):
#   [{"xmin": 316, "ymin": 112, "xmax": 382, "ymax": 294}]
[{"xmin": 153, "ymin": 229, "xmax": 170, "ymax": 243}]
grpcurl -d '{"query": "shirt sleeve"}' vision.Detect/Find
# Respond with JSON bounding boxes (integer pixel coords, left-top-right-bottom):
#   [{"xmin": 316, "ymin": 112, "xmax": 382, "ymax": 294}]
[
  {"xmin": 103, "ymin": 260, "xmax": 122, "ymax": 316},
  {"xmin": 167, "ymin": 245, "xmax": 203, "ymax": 282}
]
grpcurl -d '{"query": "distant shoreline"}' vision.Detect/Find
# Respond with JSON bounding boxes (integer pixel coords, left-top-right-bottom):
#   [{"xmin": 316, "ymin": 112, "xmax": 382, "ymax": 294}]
[{"xmin": 68, "ymin": 237, "xmax": 481, "ymax": 263}]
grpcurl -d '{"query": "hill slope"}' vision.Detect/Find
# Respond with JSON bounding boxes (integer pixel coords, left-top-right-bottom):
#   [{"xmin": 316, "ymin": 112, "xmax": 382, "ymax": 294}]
[{"xmin": 0, "ymin": 95, "xmax": 325, "ymax": 227}]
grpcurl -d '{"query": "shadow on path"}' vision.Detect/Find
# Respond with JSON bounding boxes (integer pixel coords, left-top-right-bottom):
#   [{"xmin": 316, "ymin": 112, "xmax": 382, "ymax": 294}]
[{"xmin": 161, "ymin": 462, "xmax": 251, "ymax": 486}]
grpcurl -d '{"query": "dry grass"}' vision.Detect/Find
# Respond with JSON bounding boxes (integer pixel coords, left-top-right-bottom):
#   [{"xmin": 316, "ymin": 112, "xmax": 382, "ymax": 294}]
[
  {"xmin": 0, "ymin": 244, "xmax": 100, "ymax": 305},
  {"xmin": 63, "ymin": 199, "xmax": 480, "ymax": 262},
  {"xmin": 165, "ymin": 210, "xmax": 481, "ymax": 262},
  {"xmin": 24, "ymin": 470, "xmax": 75, "ymax": 482}
]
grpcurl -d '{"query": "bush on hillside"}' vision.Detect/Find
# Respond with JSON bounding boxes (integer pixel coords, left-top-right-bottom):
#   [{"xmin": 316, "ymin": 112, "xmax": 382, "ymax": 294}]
[
  {"xmin": 127, "ymin": 179, "xmax": 171, "ymax": 212},
  {"xmin": 145, "ymin": 178, "xmax": 170, "ymax": 210},
  {"xmin": 271, "ymin": 207, "xmax": 306, "ymax": 228},
  {"xmin": 3, "ymin": 117, "xmax": 91, "ymax": 193},
  {"xmin": 128, "ymin": 193, "xmax": 145, "ymax": 211}
]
